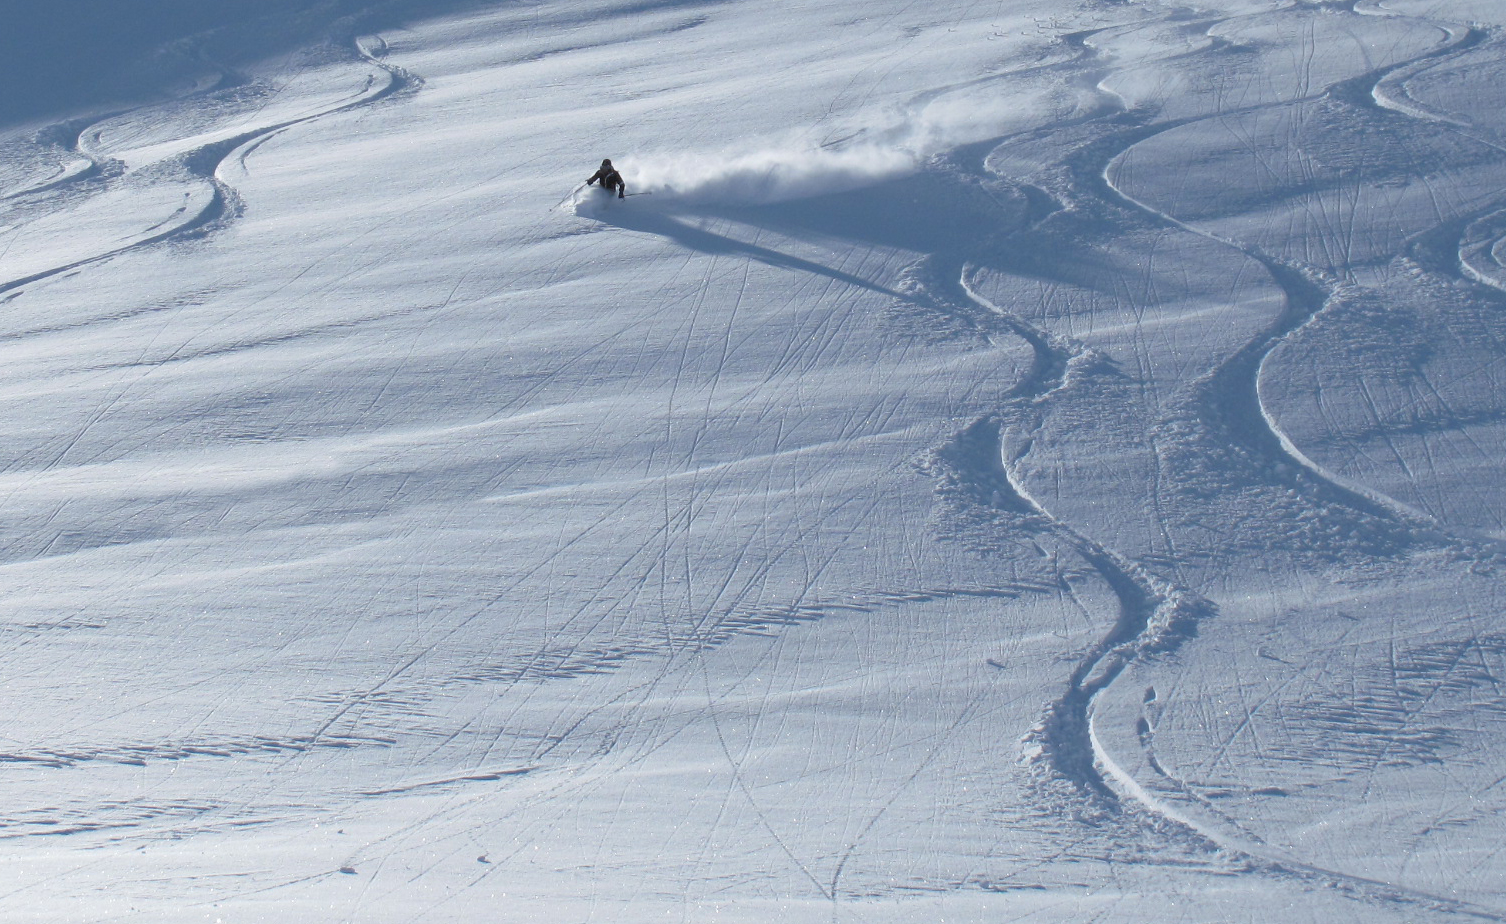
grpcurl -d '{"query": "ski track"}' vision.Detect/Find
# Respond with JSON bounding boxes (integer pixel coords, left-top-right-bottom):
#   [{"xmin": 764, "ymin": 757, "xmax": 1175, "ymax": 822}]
[
  {"xmin": 1110, "ymin": 1, "xmax": 1506, "ymax": 912},
  {"xmin": 1097, "ymin": 13, "xmax": 1488, "ymax": 533},
  {"xmin": 0, "ymin": 34, "xmax": 418, "ymax": 297},
  {"xmin": 894, "ymin": 0, "xmax": 1506, "ymax": 916},
  {"xmin": 7, "ymin": 0, "xmax": 1506, "ymax": 917}
]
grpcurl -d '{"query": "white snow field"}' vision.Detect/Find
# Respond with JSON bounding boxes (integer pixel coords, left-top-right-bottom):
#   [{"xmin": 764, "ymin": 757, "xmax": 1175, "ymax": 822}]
[{"xmin": 3, "ymin": 0, "xmax": 1505, "ymax": 920}]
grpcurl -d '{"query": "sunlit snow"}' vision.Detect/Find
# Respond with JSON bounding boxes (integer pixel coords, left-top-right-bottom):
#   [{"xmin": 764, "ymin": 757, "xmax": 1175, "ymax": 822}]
[{"xmin": 3, "ymin": 0, "xmax": 1504, "ymax": 921}]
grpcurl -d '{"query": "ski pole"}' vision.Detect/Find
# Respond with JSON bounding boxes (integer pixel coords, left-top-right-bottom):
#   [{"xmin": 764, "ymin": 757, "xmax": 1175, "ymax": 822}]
[{"xmin": 554, "ymin": 182, "xmax": 587, "ymax": 209}]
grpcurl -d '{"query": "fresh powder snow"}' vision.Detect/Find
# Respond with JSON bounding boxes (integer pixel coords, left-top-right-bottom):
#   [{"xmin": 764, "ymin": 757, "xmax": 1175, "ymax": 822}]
[{"xmin": 2, "ymin": 0, "xmax": 1504, "ymax": 921}]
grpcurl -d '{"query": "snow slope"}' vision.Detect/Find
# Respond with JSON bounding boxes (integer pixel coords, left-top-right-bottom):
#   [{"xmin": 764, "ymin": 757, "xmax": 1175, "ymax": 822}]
[{"xmin": 2, "ymin": 0, "xmax": 1504, "ymax": 920}]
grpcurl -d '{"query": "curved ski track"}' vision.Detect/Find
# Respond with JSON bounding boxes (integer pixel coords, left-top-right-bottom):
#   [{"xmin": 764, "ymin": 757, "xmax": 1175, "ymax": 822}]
[
  {"xmin": 0, "ymin": 34, "xmax": 419, "ymax": 298},
  {"xmin": 6, "ymin": 1, "xmax": 1505, "ymax": 916},
  {"xmin": 901, "ymin": 2, "xmax": 1506, "ymax": 919}
]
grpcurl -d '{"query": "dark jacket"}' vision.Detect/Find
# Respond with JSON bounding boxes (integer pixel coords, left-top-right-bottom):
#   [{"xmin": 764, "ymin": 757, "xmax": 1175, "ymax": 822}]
[{"xmin": 588, "ymin": 165, "xmax": 625, "ymax": 195}]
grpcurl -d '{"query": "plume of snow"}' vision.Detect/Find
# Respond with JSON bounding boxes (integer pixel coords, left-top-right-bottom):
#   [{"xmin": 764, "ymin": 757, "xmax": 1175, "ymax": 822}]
[
  {"xmin": 625, "ymin": 142, "xmax": 919, "ymax": 206},
  {"xmin": 623, "ymin": 93, "xmax": 1036, "ymax": 206}
]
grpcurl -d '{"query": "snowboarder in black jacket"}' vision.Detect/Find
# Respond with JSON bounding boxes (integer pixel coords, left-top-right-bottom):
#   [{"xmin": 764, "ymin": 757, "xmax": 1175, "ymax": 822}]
[{"xmin": 587, "ymin": 158, "xmax": 626, "ymax": 198}]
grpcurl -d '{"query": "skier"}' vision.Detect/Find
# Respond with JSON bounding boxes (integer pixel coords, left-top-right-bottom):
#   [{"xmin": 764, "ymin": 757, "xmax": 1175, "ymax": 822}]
[{"xmin": 586, "ymin": 158, "xmax": 626, "ymax": 198}]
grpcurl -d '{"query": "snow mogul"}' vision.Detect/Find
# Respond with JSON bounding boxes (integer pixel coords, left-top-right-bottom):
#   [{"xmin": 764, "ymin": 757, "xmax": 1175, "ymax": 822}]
[{"xmin": 586, "ymin": 158, "xmax": 626, "ymax": 198}]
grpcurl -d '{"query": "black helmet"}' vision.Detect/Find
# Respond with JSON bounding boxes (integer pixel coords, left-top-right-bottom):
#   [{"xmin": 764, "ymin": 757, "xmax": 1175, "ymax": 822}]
[{"xmin": 601, "ymin": 158, "xmax": 612, "ymax": 166}]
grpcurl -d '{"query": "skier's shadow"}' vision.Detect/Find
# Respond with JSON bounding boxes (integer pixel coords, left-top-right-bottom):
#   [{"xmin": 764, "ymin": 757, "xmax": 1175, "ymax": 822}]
[
  {"xmin": 583, "ymin": 193, "xmax": 903, "ymax": 298},
  {"xmin": 583, "ymin": 168, "xmax": 1115, "ymax": 296}
]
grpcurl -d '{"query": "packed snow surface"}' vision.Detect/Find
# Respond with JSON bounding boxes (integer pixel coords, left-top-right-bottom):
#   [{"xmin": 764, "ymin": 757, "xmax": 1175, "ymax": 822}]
[{"xmin": 3, "ymin": 0, "xmax": 1505, "ymax": 920}]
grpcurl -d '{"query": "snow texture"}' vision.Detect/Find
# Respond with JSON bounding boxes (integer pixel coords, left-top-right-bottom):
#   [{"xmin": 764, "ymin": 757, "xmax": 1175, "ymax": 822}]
[{"xmin": 2, "ymin": 0, "xmax": 1505, "ymax": 921}]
